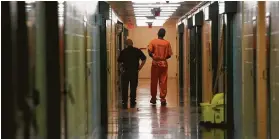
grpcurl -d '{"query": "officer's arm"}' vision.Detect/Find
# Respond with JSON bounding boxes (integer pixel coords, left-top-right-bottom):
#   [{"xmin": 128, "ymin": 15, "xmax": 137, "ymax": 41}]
[
  {"xmin": 148, "ymin": 50, "xmax": 153, "ymax": 58},
  {"xmin": 139, "ymin": 49, "xmax": 147, "ymax": 71}
]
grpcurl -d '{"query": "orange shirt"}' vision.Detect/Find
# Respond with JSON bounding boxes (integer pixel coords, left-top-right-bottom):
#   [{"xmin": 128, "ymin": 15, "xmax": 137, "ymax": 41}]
[{"xmin": 148, "ymin": 38, "xmax": 173, "ymax": 67}]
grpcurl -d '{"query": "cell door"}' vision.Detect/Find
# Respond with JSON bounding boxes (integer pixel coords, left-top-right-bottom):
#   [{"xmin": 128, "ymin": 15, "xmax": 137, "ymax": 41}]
[
  {"xmin": 179, "ymin": 33, "xmax": 184, "ymax": 102},
  {"xmin": 242, "ymin": 14, "xmax": 257, "ymax": 138},
  {"xmin": 178, "ymin": 23, "xmax": 185, "ymax": 103},
  {"xmin": 252, "ymin": 16, "xmax": 258, "ymax": 136},
  {"xmin": 63, "ymin": 2, "xmax": 90, "ymax": 138},
  {"xmin": 189, "ymin": 26, "xmax": 203, "ymax": 106},
  {"xmin": 116, "ymin": 22, "xmax": 124, "ymax": 105},
  {"xmin": 189, "ymin": 27, "xmax": 197, "ymax": 106},
  {"xmin": 267, "ymin": 4, "xmax": 279, "ymax": 138},
  {"xmin": 99, "ymin": 2, "xmax": 110, "ymax": 136},
  {"xmin": 196, "ymin": 26, "xmax": 203, "ymax": 104},
  {"xmin": 2, "ymin": 2, "xmax": 16, "ymax": 138},
  {"xmin": 266, "ymin": 12, "xmax": 271, "ymax": 139}
]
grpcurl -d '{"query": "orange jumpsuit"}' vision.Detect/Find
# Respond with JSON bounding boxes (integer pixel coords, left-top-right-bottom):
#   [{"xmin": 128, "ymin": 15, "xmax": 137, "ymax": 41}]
[{"xmin": 148, "ymin": 39, "xmax": 173, "ymax": 102}]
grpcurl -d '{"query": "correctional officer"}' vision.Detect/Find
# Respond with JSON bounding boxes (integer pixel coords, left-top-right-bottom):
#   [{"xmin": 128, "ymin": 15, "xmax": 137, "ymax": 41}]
[
  {"xmin": 148, "ymin": 28, "xmax": 173, "ymax": 106},
  {"xmin": 118, "ymin": 39, "xmax": 146, "ymax": 109}
]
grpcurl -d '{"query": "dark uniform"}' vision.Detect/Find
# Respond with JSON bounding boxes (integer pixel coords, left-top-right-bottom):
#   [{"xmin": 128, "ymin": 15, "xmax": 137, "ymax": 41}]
[{"xmin": 118, "ymin": 46, "xmax": 146, "ymax": 107}]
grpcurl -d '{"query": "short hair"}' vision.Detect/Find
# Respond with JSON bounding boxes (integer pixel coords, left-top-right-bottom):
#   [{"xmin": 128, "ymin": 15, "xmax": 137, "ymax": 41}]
[
  {"xmin": 126, "ymin": 39, "xmax": 133, "ymax": 46},
  {"xmin": 157, "ymin": 28, "xmax": 166, "ymax": 38}
]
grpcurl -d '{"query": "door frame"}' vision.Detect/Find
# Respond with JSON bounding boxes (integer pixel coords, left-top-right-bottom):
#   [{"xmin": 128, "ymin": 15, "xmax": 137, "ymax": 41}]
[
  {"xmin": 178, "ymin": 23, "xmax": 185, "ymax": 103},
  {"xmin": 2, "ymin": 2, "xmax": 17, "ymax": 138},
  {"xmin": 44, "ymin": 2, "xmax": 62, "ymax": 138},
  {"xmin": 219, "ymin": 1, "xmax": 237, "ymax": 132},
  {"xmin": 265, "ymin": 12, "xmax": 271, "ymax": 139},
  {"xmin": 98, "ymin": 1, "xmax": 110, "ymax": 136}
]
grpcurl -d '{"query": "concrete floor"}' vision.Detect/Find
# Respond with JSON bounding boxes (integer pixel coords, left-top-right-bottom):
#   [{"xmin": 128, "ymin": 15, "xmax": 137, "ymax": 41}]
[{"xmin": 106, "ymin": 79, "xmax": 232, "ymax": 139}]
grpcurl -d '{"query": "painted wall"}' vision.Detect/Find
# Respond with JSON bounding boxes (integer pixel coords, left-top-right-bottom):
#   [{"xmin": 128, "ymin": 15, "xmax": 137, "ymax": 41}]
[
  {"xmin": 266, "ymin": 2, "xmax": 279, "ymax": 138},
  {"xmin": 64, "ymin": 1, "xmax": 101, "ymax": 138},
  {"xmin": 241, "ymin": 2, "xmax": 258, "ymax": 138},
  {"xmin": 128, "ymin": 26, "xmax": 178, "ymax": 79}
]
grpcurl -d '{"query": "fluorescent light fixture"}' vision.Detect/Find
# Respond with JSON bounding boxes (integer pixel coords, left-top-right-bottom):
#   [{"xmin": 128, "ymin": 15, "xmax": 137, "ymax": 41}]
[
  {"xmin": 155, "ymin": 16, "xmax": 170, "ymax": 20},
  {"xmin": 132, "ymin": 0, "xmax": 180, "ymax": 3},
  {"xmin": 135, "ymin": 14, "xmax": 173, "ymax": 17},
  {"xmin": 134, "ymin": 9, "xmax": 152, "ymax": 12},
  {"xmin": 26, "ymin": 1, "xmax": 35, "ymax": 3},
  {"xmin": 133, "ymin": 4, "xmax": 180, "ymax": 7},
  {"xmin": 132, "ymin": 1, "xmax": 158, "ymax": 3},
  {"xmin": 136, "ymin": 20, "xmax": 167, "ymax": 26},
  {"xmin": 133, "ymin": 1, "xmax": 180, "ymax": 27},
  {"xmin": 134, "ymin": 7, "xmax": 178, "ymax": 10},
  {"xmin": 135, "ymin": 13, "xmax": 173, "ymax": 16},
  {"xmin": 135, "ymin": 17, "xmax": 148, "ymax": 20},
  {"xmin": 134, "ymin": 12, "xmax": 173, "ymax": 15},
  {"xmin": 135, "ymin": 16, "xmax": 170, "ymax": 20},
  {"xmin": 134, "ymin": 11, "xmax": 174, "ymax": 14},
  {"xmin": 136, "ymin": 19, "xmax": 166, "ymax": 22},
  {"xmin": 134, "ymin": 9, "xmax": 176, "ymax": 12}
]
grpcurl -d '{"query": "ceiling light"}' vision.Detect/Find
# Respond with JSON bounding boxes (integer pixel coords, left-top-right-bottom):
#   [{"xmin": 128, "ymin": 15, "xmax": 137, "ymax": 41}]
[
  {"xmin": 135, "ymin": 16, "xmax": 170, "ymax": 21},
  {"xmin": 155, "ymin": 17, "xmax": 170, "ymax": 20},
  {"xmin": 134, "ymin": 7, "xmax": 178, "ymax": 10},
  {"xmin": 134, "ymin": 9, "xmax": 152, "ymax": 12},
  {"xmin": 134, "ymin": 12, "xmax": 174, "ymax": 15},
  {"xmin": 161, "ymin": 9, "xmax": 176, "ymax": 12},
  {"xmin": 135, "ymin": 14, "xmax": 173, "ymax": 17},
  {"xmin": 132, "ymin": 1, "xmax": 158, "ymax": 3},
  {"xmin": 132, "ymin": 0, "xmax": 181, "ymax": 4},
  {"xmin": 135, "ymin": 17, "xmax": 148, "ymax": 20},
  {"xmin": 134, "ymin": 9, "xmax": 176, "ymax": 12},
  {"xmin": 136, "ymin": 19, "xmax": 166, "ymax": 22},
  {"xmin": 134, "ymin": 11, "xmax": 174, "ymax": 14},
  {"xmin": 135, "ymin": 16, "xmax": 170, "ymax": 20},
  {"xmin": 135, "ymin": 15, "xmax": 173, "ymax": 17},
  {"xmin": 136, "ymin": 20, "xmax": 167, "ymax": 26},
  {"xmin": 133, "ymin": 1, "xmax": 180, "ymax": 27},
  {"xmin": 133, "ymin": 4, "xmax": 181, "ymax": 7}
]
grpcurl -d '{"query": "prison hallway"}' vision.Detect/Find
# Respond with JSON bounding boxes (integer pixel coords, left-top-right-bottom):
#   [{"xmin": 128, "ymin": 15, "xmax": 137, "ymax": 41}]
[{"xmin": 105, "ymin": 79, "xmax": 231, "ymax": 139}]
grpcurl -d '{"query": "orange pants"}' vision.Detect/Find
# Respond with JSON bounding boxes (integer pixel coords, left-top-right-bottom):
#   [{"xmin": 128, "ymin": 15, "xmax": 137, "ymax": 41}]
[{"xmin": 150, "ymin": 65, "xmax": 168, "ymax": 102}]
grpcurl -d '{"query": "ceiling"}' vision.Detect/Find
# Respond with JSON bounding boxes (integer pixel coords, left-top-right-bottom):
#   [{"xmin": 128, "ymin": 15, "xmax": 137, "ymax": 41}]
[{"xmin": 108, "ymin": 1, "xmax": 200, "ymax": 27}]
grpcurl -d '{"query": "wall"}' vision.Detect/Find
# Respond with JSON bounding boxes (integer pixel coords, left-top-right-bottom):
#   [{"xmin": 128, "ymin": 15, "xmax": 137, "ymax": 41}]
[
  {"xmin": 266, "ymin": 2, "xmax": 279, "ymax": 139},
  {"xmin": 128, "ymin": 26, "xmax": 178, "ymax": 79},
  {"xmin": 241, "ymin": 1, "xmax": 258, "ymax": 138},
  {"xmin": 64, "ymin": 1, "xmax": 101, "ymax": 138}
]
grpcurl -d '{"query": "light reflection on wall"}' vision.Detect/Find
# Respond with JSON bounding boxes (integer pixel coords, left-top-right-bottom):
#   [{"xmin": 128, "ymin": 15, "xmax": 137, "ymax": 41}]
[{"xmin": 58, "ymin": 1, "xmax": 64, "ymax": 26}]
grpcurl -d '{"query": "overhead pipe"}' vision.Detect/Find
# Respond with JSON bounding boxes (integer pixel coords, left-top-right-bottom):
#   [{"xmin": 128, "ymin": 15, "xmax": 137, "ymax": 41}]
[{"xmin": 179, "ymin": 1, "xmax": 210, "ymax": 22}]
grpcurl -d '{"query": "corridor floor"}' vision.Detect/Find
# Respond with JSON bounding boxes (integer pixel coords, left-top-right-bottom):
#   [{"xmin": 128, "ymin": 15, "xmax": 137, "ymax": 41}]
[{"xmin": 106, "ymin": 79, "xmax": 230, "ymax": 139}]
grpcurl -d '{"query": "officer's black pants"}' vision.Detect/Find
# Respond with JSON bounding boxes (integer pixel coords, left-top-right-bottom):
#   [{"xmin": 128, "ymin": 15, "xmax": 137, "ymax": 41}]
[{"xmin": 121, "ymin": 70, "xmax": 138, "ymax": 104}]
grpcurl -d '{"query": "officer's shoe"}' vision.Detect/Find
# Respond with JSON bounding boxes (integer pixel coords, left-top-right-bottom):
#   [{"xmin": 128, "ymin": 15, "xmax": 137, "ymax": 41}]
[
  {"xmin": 130, "ymin": 102, "xmax": 137, "ymax": 108},
  {"xmin": 122, "ymin": 103, "xmax": 128, "ymax": 109}
]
